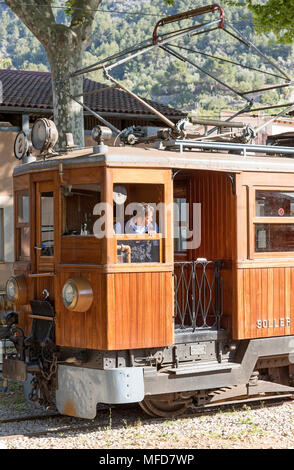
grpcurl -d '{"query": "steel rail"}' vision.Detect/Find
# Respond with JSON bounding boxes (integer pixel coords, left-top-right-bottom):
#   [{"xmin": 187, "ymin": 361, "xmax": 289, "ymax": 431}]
[
  {"xmin": 0, "ymin": 412, "xmax": 60, "ymax": 424},
  {"xmin": 0, "ymin": 395, "xmax": 292, "ymax": 441}
]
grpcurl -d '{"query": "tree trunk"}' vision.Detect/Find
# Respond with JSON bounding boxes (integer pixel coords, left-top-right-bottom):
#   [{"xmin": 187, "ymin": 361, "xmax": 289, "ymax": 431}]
[
  {"xmin": 47, "ymin": 27, "xmax": 85, "ymax": 150},
  {"xmin": 4, "ymin": 1, "xmax": 103, "ymax": 152}
]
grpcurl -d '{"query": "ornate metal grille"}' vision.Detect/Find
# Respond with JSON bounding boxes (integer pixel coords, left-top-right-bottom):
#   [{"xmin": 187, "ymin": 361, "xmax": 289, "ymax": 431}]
[{"xmin": 174, "ymin": 259, "xmax": 223, "ymax": 330}]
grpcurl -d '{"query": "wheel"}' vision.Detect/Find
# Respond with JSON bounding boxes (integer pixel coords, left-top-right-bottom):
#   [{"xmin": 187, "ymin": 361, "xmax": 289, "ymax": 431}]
[{"xmin": 139, "ymin": 394, "xmax": 191, "ymax": 418}]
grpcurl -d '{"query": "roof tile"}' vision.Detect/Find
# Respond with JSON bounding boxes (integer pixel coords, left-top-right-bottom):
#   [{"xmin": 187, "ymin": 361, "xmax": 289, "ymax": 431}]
[{"xmin": 0, "ymin": 69, "xmax": 184, "ymax": 117}]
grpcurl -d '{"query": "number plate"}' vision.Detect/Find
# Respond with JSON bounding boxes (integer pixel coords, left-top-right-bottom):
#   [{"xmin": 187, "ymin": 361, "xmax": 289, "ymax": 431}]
[{"xmin": 190, "ymin": 344, "xmax": 206, "ymax": 356}]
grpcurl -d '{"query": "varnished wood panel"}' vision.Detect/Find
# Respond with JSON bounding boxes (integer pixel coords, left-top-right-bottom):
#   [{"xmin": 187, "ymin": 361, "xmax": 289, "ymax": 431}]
[
  {"xmin": 187, "ymin": 171, "xmax": 236, "ymax": 262},
  {"xmin": 61, "ymin": 236, "xmax": 103, "ymax": 264},
  {"xmin": 54, "ymin": 269, "xmax": 173, "ymax": 350},
  {"xmin": 234, "ymin": 267, "xmax": 294, "ymax": 339},
  {"xmin": 13, "ymin": 261, "xmax": 32, "ymax": 336},
  {"xmin": 107, "ymin": 271, "xmax": 173, "ymax": 350},
  {"xmin": 55, "ymin": 269, "xmax": 108, "ymax": 350}
]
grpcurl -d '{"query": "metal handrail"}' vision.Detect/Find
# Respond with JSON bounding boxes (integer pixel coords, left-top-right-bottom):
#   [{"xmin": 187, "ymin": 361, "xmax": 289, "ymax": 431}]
[{"xmin": 174, "ymin": 259, "xmax": 223, "ymax": 330}]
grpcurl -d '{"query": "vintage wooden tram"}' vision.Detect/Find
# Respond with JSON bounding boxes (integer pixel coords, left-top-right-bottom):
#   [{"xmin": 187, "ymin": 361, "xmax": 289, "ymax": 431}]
[
  {"xmin": 3, "ymin": 132, "xmax": 294, "ymax": 418},
  {"xmin": 3, "ymin": 4, "xmax": 294, "ymax": 418}
]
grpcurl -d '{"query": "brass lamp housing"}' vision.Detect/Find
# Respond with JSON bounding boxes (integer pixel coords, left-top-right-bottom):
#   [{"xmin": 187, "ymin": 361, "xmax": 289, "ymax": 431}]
[
  {"xmin": 62, "ymin": 277, "xmax": 93, "ymax": 312},
  {"xmin": 6, "ymin": 275, "xmax": 28, "ymax": 305}
]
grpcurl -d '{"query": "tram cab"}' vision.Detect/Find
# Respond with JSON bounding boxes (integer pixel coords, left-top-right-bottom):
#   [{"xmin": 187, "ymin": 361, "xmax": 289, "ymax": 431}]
[{"xmin": 4, "ymin": 136, "xmax": 294, "ymax": 418}]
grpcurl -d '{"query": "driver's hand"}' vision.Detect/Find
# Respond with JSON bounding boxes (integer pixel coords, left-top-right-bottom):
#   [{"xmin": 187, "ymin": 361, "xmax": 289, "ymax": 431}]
[{"xmin": 148, "ymin": 230, "xmax": 156, "ymax": 236}]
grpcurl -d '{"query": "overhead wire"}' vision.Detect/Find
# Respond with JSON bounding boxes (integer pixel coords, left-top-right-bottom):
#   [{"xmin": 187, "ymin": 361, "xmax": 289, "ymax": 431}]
[{"xmin": 1, "ymin": 2, "xmax": 294, "ymax": 29}]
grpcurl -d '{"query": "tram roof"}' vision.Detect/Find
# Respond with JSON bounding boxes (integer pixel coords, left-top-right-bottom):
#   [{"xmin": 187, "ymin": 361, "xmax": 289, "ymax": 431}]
[{"xmin": 13, "ymin": 144, "xmax": 294, "ymax": 176}]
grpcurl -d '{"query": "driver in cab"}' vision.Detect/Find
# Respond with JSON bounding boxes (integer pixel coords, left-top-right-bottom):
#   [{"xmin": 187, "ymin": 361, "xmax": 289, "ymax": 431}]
[{"xmin": 114, "ymin": 203, "xmax": 158, "ymax": 235}]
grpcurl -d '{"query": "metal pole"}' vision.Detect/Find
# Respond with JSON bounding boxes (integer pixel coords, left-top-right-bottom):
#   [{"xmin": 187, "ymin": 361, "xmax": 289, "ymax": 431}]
[
  {"xmin": 103, "ymin": 70, "xmax": 176, "ymax": 129},
  {"xmin": 241, "ymin": 82, "xmax": 294, "ymax": 96},
  {"xmin": 254, "ymin": 103, "xmax": 294, "ymax": 134},
  {"xmin": 172, "ymin": 140, "xmax": 294, "ymax": 155},
  {"xmin": 105, "ymin": 20, "xmax": 221, "ymax": 73},
  {"xmin": 61, "ymin": 88, "xmax": 121, "ymax": 136},
  {"xmin": 168, "ymin": 44, "xmax": 286, "ymax": 81},
  {"xmin": 224, "ymin": 23, "xmax": 291, "ymax": 82},
  {"xmin": 161, "ymin": 44, "xmax": 252, "ymax": 103}
]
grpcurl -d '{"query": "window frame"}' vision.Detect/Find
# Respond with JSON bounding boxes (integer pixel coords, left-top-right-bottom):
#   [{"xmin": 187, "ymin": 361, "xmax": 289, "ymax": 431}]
[
  {"xmin": 61, "ymin": 183, "xmax": 102, "ymax": 237},
  {"xmin": 111, "ymin": 173, "xmax": 170, "ymax": 267},
  {"xmin": 173, "ymin": 178, "xmax": 191, "ymax": 260},
  {"xmin": 0, "ymin": 208, "xmax": 4, "ymax": 262},
  {"xmin": 15, "ymin": 190, "xmax": 30, "ymax": 261},
  {"xmin": 249, "ymin": 185, "xmax": 294, "ymax": 258}
]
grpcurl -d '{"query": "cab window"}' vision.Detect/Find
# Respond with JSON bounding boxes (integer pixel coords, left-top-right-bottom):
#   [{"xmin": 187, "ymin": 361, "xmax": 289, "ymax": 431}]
[
  {"xmin": 113, "ymin": 183, "xmax": 163, "ymax": 264},
  {"xmin": 62, "ymin": 184, "xmax": 101, "ymax": 236}
]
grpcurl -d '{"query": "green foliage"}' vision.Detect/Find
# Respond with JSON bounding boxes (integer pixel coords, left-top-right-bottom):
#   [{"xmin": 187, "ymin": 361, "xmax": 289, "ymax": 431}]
[
  {"xmin": 225, "ymin": 0, "xmax": 294, "ymax": 43},
  {"xmin": 1, "ymin": 0, "xmax": 293, "ymax": 115}
]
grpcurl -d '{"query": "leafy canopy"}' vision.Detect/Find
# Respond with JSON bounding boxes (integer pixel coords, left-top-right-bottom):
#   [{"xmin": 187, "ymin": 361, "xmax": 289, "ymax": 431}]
[{"xmin": 225, "ymin": 0, "xmax": 294, "ymax": 43}]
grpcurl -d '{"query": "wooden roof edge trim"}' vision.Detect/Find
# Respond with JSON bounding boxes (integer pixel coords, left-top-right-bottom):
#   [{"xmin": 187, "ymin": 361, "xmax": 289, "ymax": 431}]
[{"xmin": 12, "ymin": 147, "xmax": 294, "ymax": 176}]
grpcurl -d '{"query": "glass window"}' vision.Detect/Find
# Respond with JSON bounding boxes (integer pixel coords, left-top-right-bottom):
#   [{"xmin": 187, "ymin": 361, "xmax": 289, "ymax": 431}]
[
  {"xmin": 255, "ymin": 224, "xmax": 294, "ymax": 252},
  {"xmin": 41, "ymin": 192, "xmax": 54, "ymax": 256},
  {"xmin": 255, "ymin": 190, "xmax": 294, "ymax": 253},
  {"xmin": 256, "ymin": 190, "xmax": 294, "ymax": 217},
  {"xmin": 174, "ymin": 197, "xmax": 188, "ymax": 253},
  {"xmin": 16, "ymin": 191, "xmax": 30, "ymax": 260},
  {"xmin": 20, "ymin": 226, "xmax": 30, "ymax": 258},
  {"xmin": 117, "ymin": 239, "xmax": 160, "ymax": 263},
  {"xmin": 62, "ymin": 184, "xmax": 101, "ymax": 236},
  {"xmin": 17, "ymin": 193, "xmax": 29, "ymax": 224},
  {"xmin": 113, "ymin": 183, "xmax": 163, "ymax": 264},
  {"xmin": 0, "ymin": 209, "xmax": 4, "ymax": 261}
]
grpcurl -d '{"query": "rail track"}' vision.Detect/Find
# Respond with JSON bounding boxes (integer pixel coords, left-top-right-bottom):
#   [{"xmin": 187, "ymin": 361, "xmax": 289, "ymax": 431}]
[{"xmin": 0, "ymin": 393, "xmax": 293, "ymax": 441}]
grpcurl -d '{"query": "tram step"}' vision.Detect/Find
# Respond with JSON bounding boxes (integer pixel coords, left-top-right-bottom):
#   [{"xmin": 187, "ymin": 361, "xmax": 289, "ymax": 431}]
[{"xmin": 165, "ymin": 361, "xmax": 241, "ymax": 376}]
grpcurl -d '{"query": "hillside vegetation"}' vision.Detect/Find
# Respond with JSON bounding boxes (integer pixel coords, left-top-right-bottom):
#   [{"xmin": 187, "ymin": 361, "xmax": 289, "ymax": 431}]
[{"xmin": 0, "ymin": 0, "xmax": 293, "ymax": 115}]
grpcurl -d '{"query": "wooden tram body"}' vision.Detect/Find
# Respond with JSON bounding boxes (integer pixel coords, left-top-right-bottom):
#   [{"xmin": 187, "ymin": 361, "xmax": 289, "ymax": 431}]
[{"xmin": 4, "ymin": 144, "xmax": 294, "ymax": 418}]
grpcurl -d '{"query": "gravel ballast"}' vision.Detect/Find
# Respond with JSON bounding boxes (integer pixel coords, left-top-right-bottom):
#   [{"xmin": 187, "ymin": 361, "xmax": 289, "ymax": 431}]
[{"xmin": 1, "ymin": 377, "xmax": 294, "ymax": 449}]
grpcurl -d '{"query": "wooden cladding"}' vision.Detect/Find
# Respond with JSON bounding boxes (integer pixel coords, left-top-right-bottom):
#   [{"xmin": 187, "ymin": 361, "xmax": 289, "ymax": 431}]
[
  {"xmin": 55, "ymin": 268, "xmax": 173, "ymax": 350},
  {"xmin": 235, "ymin": 266, "xmax": 294, "ymax": 339},
  {"xmin": 13, "ymin": 165, "xmax": 174, "ymax": 351},
  {"xmin": 61, "ymin": 236, "xmax": 103, "ymax": 264},
  {"xmin": 188, "ymin": 171, "xmax": 235, "ymax": 262}
]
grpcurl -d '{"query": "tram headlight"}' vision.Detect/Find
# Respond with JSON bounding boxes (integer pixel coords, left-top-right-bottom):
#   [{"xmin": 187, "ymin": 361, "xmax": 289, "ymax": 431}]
[
  {"xmin": 61, "ymin": 278, "xmax": 93, "ymax": 312},
  {"xmin": 6, "ymin": 275, "xmax": 27, "ymax": 305}
]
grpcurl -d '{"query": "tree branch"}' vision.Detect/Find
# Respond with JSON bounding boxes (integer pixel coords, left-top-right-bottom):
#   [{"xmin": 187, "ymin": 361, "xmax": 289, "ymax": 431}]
[
  {"xmin": 70, "ymin": 0, "xmax": 102, "ymax": 48},
  {"xmin": 5, "ymin": 0, "xmax": 57, "ymax": 45}
]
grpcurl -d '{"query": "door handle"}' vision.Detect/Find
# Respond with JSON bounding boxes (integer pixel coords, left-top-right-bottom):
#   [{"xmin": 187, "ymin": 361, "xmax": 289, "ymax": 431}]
[{"xmin": 34, "ymin": 246, "xmax": 42, "ymax": 251}]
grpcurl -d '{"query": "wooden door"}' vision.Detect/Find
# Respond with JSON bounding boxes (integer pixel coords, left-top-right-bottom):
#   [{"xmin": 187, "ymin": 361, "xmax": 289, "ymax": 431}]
[
  {"xmin": 173, "ymin": 177, "xmax": 191, "ymax": 261},
  {"xmin": 35, "ymin": 181, "xmax": 56, "ymax": 275}
]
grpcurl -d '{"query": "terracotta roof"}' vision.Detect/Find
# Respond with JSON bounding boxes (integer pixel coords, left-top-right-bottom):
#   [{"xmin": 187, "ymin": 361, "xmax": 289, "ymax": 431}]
[{"xmin": 0, "ymin": 69, "xmax": 185, "ymax": 118}]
